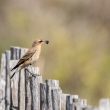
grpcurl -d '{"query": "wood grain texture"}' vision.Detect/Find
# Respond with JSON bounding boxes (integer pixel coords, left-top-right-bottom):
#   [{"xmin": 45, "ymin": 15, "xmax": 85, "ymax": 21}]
[
  {"xmin": 10, "ymin": 47, "xmax": 21, "ymax": 109},
  {"xmin": 0, "ymin": 54, "xmax": 6, "ymax": 110},
  {"xmin": 45, "ymin": 80, "xmax": 60, "ymax": 110},
  {"xmin": 19, "ymin": 48, "xmax": 27, "ymax": 110},
  {"xmin": 30, "ymin": 75, "xmax": 42, "ymax": 110},
  {"xmin": 40, "ymin": 83, "xmax": 46, "ymax": 110},
  {"xmin": 5, "ymin": 51, "xmax": 11, "ymax": 110},
  {"xmin": 25, "ymin": 69, "xmax": 32, "ymax": 110},
  {"xmin": 61, "ymin": 94, "xmax": 67, "ymax": 110},
  {"xmin": 51, "ymin": 89, "xmax": 61, "ymax": 110}
]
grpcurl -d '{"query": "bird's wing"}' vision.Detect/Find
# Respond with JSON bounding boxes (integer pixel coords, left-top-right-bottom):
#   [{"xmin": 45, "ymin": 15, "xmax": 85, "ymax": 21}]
[{"xmin": 11, "ymin": 48, "xmax": 36, "ymax": 70}]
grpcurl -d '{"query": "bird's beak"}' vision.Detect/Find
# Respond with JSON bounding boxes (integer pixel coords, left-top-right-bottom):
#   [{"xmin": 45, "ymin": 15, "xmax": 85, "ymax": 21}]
[{"xmin": 42, "ymin": 40, "xmax": 49, "ymax": 44}]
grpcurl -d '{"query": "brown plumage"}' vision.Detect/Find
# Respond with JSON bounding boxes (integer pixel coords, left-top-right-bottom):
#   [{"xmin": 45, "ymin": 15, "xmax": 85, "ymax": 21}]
[{"xmin": 10, "ymin": 39, "xmax": 49, "ymax": 79}]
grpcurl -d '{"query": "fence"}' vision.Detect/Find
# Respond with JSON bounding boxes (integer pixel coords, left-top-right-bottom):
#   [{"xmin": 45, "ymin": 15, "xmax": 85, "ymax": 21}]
[{"xmin": 0, "ymin": 47, "xmax": 110, "ymax": 110}]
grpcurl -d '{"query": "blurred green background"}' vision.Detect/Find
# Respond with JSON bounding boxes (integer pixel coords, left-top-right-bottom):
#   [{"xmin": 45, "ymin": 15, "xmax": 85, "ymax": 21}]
[{"xmin": 0, "ymin": 0, "xmax": 110, "ymax": 105}]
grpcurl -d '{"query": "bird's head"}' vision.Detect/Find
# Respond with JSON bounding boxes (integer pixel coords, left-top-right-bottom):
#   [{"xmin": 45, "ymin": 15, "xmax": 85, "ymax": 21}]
[{"xmin": 32, "ymin": 39, "xmax": 49, "ymax": 47}]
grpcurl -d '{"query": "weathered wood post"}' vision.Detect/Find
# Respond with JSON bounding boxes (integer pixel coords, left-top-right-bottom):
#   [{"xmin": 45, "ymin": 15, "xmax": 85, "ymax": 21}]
[
  {"xmin": 19, "ymin": 48, "xmax": 27, "ymax": 110},
  {"xmin": 46, "ymin": 80, "xmax": 61, "ymax": 110},
  {"xmin": 66, "ymin": 95, "xmax": 79, "ymax": 110},
  {"xmin": 0, "ymin": 54, "xmax": 6, "ymax": 110},
  {"xmin": 61, "ymin": 94, "xmax": 67, "ymax": 110},
  {"xmin": 40, "ymin": 83, "xmax": 47, "ymax": 110},
  {"xmin": 30, "ymin": 72, "xmax": 42, "ymax": 110},
  {"xmin": 79, "ymin": 99, "xmax": 87, "ymax": 110},
  {"xmin": 45, "ymin": 80, "xmax": 53, "ymax": 110},
  {"xmin": 10, "ymin": 47, "xmax": 21, "ymax": 109},
  {"xmin": 51, "ymin": 88, "xmax": 61, "ymax": 110},
  {"xmin": 5, "ymin": 50, "xmax": 11, "ymax": 110},
  {"xmin": 25, "ymin": 69, "xmax": 32, "ymax": 110},
  {"xmin": 66, "ymin": 95, "xmax": 73, "ymax": 110}
]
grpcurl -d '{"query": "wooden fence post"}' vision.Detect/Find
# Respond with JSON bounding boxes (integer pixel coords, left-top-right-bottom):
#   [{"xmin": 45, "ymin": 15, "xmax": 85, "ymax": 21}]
[
  {"xmin": 40, "ymin": 83, "xmax": 46, "ymax": 110},
  {"xmin": 30, "ymin": 73, "xmax": 42, "ymax": 110},
  {"xmin": 5, "ymin": 50, "xmax": 11, "ymax": 110},
  {"xmin": 72, "ymin": 95, "xmax": 79, "ymax": 110},
  {"xmin": 66, "ymin": 95, "xmax": 79, "ymax": 110},
  {"xmin": 79, "ymin": 99, "xmax": 87, "ymax": 110},
  {"xmin": 19, "ymin": 48, "xmax": 27, "ymax": 110},
  {"xmin": 51, "ymin": 88, "xmax": 61, "ymax": 110},
  {"xmin": 0, "ymin": 54, "xmax": 6, "ymax": 110},
  {"xmin": 66, "ymin": 95, "xmax": 73, "ymax": 110},
  {"xmin": 25, "ymin": 69, "xmax": 32, "ymax": 110},
  {"xmin": 10, "ymin": 47, "xmax": 21, "ymax": 109},
  {"xmin": 25, "ymin": 63, "xmax": 42, "ymax": 110},
  {"xmin": 45, "ymin": 80, "xmax": 60, "ymax": 110},
  {"xmin": 61, "ymin": 94, "xmax": 67, "ymax": 110}
]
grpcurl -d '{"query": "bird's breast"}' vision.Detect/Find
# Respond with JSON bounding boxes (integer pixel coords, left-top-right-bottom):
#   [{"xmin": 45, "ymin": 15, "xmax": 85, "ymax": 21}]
[{"xmin": 32, "ymin": 48, "xmax": 41, "ymax": 61}]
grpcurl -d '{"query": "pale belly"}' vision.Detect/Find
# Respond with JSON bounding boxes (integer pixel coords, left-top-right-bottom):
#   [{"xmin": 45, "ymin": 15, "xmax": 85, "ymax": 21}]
[{"xmin": 31, "ymin": 49, "xmax": 41, "ymax": 66}]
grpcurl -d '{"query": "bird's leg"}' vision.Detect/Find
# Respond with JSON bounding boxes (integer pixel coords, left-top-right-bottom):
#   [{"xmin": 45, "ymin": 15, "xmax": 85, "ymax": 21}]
[
  {"xmin": 30, "ymin": 64, "xmax": 40, "ymax": 76},
  {"xmin": 25, "ymin": 67, "xmax": 37, "ymax": 78}
]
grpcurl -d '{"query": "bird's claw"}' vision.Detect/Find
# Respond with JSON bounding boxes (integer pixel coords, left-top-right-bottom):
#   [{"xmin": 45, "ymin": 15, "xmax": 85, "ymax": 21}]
[
  {"xmin": 25, "ymin": 68, "xmax": 38, "ymax": 78},
  {"xmin": 31, "ymin": 73, "xmax": 37, "ymax": 78}
]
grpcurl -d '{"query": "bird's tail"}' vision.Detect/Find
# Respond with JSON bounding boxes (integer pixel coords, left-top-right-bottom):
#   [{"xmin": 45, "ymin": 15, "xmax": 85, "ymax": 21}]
[
  {"xmin": 10, "ymin": 72, "xmax": 16, "ymax": 79},
  {"xmin": 11, "ymin": 65, "xmax": 19, "ymax": 71},
  {"xmin": 10, "ymin": 67, "xmax": 21, "ymax": 79}
]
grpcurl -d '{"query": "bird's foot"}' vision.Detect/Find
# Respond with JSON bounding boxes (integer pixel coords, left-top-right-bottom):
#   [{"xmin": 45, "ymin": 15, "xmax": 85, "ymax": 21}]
[
  {"xmin": 25, "ymin": 68, "xmax": 38, "ymax": 78},
  {"xmin": 31, "ymin": 73, "xmax": 37, "ymax": 78}
]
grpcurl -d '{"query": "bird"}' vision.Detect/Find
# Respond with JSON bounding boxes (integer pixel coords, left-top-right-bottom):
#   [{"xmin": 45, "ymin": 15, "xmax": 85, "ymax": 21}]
[{"xmin": 10, "ymin": 39, "xmax": 49, "ymax": 79}]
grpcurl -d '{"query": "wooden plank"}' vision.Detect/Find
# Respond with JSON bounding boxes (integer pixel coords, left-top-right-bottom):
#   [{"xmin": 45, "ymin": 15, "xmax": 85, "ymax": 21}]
[
  {"xmin": 72, "ymin": 95, "xmax": 79, "ymax": 103},
  {"xmin": 0, "ymin": 53, "xmax": 6, "ymax": 110},
  {"xmin": 19, "ymin": 69, "xmax": 25, "ymax": 110},
  {"xmin": 19, "ymin": 48, "xmax": 27, "ymax": 110},
  {"xmin": 45, "ymin": 80, "xmax": 60, "ymax": 110},
  {"xmin": 10, "ymin": 60, "xmax": 19, "ymax": 109},
  {"xmin": 45, "ymin": 80, "xmax": 59, "ymax": 89},
  {"xmin": 66, "ymin": 95, "xmax": 73, "ymax": 110},
  {"xmin": 30, "ymin": 72, "xmax": 43, "ymax": 110},
  {"xmin": 79, "ymin": 99, "xmax": 87, "ymax": 110},
  {"xmin": 10, "ymin": 47, "xmax": 21, "ymax": 109},
  {"xmin": 10, "ymin": 46, "xmax": 20, "ymax": 60},
  {"xmin": 5, "ymin": 50, "xmax": 11, "ymax": 110},
  {"xmin": 1, "ymin": 53, "xmax": 6, "ymax": 80},
  {"xmin": 99, "ymin": 99, "xmax": 110, "ymax": 110},
  {"xmin": 66, "ymin": 95, "xmax": 79, "ymax": 110},
  {"xmin": 0, "ymin": 79, "xmax": 5, "ymax": 110},
  {"xmin": 25, "ymin": 69, "xmax": 32, "ymax": 110},
  {"xmin": 72, "ymin": 95, "xmax": 79, "ymax": 110},
  {"xmin": 46, "ymin": 85, "xmax": 52, "ymax": 110},
  {"xmin": 61, "ymin": 94, "xmax": 68, "ymax": 110},
  {"xmin": 51, "ymin": 89, "xmax": 61, "ymax": 110},
  {"xmin": 10, "ymin": 47, "xmax": 26, "ymax": 110},
  {"xmin": 40, "ymin": 83, "xmax": 46, "ymax": 110}
]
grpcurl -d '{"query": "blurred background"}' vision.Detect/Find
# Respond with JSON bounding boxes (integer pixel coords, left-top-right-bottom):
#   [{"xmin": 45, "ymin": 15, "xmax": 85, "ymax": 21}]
[{"xmin": 0, "ymin": 0, "xmax": 110, "ymax": 105}]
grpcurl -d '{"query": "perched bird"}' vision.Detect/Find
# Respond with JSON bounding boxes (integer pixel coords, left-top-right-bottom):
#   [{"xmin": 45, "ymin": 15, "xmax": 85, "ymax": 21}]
[{"xmin": 10, "ymin": 39, "xmax": 49, "ymax": 79}]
